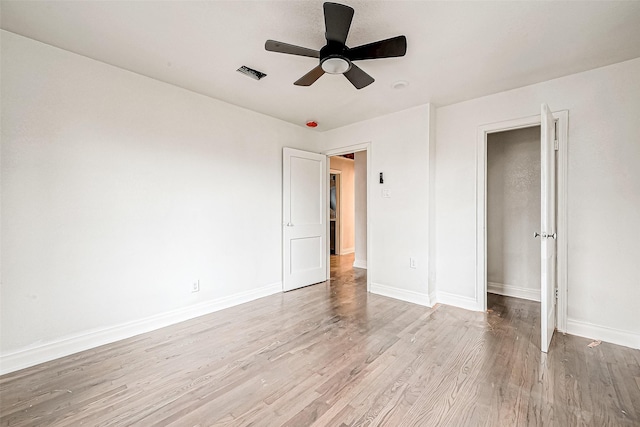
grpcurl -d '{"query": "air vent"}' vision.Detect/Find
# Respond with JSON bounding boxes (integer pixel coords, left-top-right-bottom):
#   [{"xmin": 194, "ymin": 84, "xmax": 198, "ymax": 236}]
[{"xmin": 237, "ymin": 66, "xmax": 267, "ymax": 80}]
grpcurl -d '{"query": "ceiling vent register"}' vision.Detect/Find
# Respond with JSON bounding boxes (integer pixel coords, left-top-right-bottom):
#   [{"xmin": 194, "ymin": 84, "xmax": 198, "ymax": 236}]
[{"xmin": 237, "ymin": 66, "xmax": 267, "ymax": 80}]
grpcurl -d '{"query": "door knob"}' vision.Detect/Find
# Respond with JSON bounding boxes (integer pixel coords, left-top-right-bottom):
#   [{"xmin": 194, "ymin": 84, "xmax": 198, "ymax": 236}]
[{"xmin": 534, "ymin": 232, "xmax": 541, "ymax": 238}]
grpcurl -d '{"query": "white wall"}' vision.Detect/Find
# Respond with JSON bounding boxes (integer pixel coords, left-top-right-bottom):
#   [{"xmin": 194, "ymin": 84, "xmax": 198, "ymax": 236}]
[
  {"xmin": 487, "ymin": 127, "xmax": 541, "ymax": 301},
  {"xmin": 353, "ymin": 151, "xmax": 367, "ymax": 269},
  {"xmin": 436, "ymin": 58, "xmax": 640, "ymax": 347},
  {"xmin": 0, "ymin": 31, "xmax": 319, "ymax": 372},
  {"xmin": 321, "ymin": 105, "xmax": 433, "ymax": 306}
]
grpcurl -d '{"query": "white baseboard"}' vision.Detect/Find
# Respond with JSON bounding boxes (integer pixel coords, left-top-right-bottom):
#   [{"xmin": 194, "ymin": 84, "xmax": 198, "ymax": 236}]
[
  {"xmin": 340, "ymin": 247, "xmax": 355, "ymax": 255},
  {"xmin": 566, "ymin": 318, "xmax": 640, "ymax": 350},
  {"xmin": 488, "ymin": 281, "xmax": 540, "ymax": 302},
  {"xmin": 370, "ymin": 283, "xmax": 431, "ymax": 307},
  {"xmin": 436, "ymin": 291, "xmax": 482, "ymax": 312},
  {"xmin": 353, "ymin": 259, "xmax": 367, "ymax": 269},
  {"xmin": 0, "ymin": 282, "xmax": 282, "ymax": 375}
]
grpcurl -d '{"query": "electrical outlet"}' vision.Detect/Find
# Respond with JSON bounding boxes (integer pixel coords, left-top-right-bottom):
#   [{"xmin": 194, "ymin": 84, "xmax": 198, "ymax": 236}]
[
  {"xmin": 410, "ymin": 258, "xmax": 417, "ymax": 269},
  {"xmin": 192, "ymin": 280, "xmax": 200, "ymax": 293}
]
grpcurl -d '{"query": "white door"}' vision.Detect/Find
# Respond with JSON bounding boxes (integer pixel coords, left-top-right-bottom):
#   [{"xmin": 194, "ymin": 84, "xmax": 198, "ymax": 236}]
[
  {"xmin": 283, "ymin": 147, "xmax": 327, "ymax": 291},
  {"xmin": 540, "ymin": 103, "xmax": 557, "ymax": 353}
]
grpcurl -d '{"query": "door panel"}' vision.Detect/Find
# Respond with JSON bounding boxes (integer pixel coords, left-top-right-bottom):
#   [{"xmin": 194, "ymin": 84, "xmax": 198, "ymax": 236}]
[
  {"xmin": 283, "ymin": 148, "xmax": 327, "ymax": 291},
  {"xmin": 291, "ymin": 157, "xmax": 323, "ymax": 225},
  {"xmin": 291, "ymin": 237, "xmax": 323, "ymax": 271},
  {"xmin": 540, "ymin": 103, "xmax": 557, "ymax": 353}
]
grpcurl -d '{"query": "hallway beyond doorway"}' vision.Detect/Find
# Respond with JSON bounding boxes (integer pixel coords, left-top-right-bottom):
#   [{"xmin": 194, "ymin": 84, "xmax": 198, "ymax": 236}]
[{"xmin": 329, "ymin": 253, "xmax": 367, "ymax": 302}]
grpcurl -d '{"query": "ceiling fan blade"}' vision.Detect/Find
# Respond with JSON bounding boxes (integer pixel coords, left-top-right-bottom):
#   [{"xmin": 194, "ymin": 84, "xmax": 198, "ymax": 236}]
[
  {"xmin": 324, "ymin": 2, "xmax": 354, "ymax": 45},
  {"xmin": 294, "ymin": 65, "xmax": 325, "ymax": 86},
  {"xmin": 343, "ymin": 64, "xmax": 374, "ymax": 89},
  {"xmin": 347, "ymin": 35, "xmax": 407, "ymax": 61},
  {"xmin": 265, "ymin": 40, "xmax": 320, "ymax": 58}
]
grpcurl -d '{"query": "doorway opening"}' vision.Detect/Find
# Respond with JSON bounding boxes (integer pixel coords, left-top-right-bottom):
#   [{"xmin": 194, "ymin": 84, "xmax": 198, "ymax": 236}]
[
  {"xmin": 325, "ymin": 143, "xmax": 371, "ymax": 292},
  {"xmin": 329, "ymin": 171, "xmax": 341, "ymax": 255},
  {"xmin": 329, "ymin": 152, "xmax": 365, "ymax": 265},
  {"xmin": 486, "ymin": 126, "xmax": 542, "ymax": 303},
  {"xmin": 329, "ymin": 154, "xmax": 356, "ymax": 258},
  {"xmin": 476, "ymin": 109, "xmax": 569, "ymax": 352}
]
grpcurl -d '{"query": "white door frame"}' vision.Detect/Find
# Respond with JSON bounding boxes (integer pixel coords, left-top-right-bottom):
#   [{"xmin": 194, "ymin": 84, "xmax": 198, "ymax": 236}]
[
  {"xmin": 476, "ymin": 111, "xmax": 568, "ymax": 332},
  {"xmin": 323, "ymin": 142, "xmax": 372, "ymax": 292}
]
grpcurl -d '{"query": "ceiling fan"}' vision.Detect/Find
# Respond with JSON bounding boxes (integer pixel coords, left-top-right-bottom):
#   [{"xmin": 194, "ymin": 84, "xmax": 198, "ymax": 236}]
[{"xmin": 265, "ymin": 2, "xmax": 407, "ymax": 89}]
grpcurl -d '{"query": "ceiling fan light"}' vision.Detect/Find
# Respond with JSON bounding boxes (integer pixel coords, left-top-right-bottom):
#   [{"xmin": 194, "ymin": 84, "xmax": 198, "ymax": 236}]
[{"xmin": 321, "ymin": 57, "xmax": 351, "ymax": 74}]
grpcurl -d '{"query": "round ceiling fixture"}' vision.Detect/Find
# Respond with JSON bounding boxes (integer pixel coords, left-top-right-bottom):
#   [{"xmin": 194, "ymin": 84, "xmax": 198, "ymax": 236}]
[
  {"xmin": 321, "ymin": 57, "xmax": 351, "ymax": 74},
  {"xmin": 392, "ymin": 80, "xmax": 409, "ymax": 89},
  {"xmin": 306, "ymin": 121, "xmax": 318, "ymax": 128}
]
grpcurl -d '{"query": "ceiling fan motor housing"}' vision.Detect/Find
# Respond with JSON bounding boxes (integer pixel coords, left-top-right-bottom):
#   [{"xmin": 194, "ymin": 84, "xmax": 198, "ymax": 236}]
[{"xmin": 320, "ymin": 42, "xmax": 351, "ymax": 74}]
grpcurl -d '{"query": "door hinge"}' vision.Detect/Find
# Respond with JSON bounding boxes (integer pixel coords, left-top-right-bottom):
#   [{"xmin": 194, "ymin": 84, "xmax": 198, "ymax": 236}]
[
  {"xmin": 554, "ymin": 121, "xmax": 559, "ymax": 151},
  {"xmin": 554, "ymin": 288, "xmax": 559, "ymax": 299}
]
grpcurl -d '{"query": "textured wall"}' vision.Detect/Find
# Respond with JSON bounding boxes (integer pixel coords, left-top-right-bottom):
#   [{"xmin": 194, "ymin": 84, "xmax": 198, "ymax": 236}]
[{"xmin": 487, "ymin": 127, "xmax": 541, "ymax": 300}]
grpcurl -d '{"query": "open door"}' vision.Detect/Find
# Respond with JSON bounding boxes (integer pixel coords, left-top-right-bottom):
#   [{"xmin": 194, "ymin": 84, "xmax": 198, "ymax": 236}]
[
  {"xmin": 283, "ymin": 147, "xmax": 327, "ymax": 291},
  {"xmin": 540, "ymin": 104, "xmax": 557, "ymax": 353}
]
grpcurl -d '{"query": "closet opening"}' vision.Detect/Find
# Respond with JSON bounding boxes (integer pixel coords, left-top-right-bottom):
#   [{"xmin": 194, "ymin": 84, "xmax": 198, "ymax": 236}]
[{"xmin": 486, "ymin": 126, "xmax": 542, "ymax": 303}]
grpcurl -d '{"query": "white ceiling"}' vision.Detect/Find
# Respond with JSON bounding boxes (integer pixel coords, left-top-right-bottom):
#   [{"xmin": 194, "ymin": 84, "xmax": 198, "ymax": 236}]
[{"xmin": 2, "ymin": 1, "xmax": 640, "ymax": 131}]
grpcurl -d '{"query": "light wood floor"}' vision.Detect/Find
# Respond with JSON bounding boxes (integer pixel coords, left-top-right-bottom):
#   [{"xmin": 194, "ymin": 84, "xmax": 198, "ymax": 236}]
[{"xmin": 1, "ymin": 254, "xmax": 639, "ymax": 426}]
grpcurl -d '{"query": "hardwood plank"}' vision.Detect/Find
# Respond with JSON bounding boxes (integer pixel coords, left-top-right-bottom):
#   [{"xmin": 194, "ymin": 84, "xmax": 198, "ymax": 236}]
[{"xmin": 1, "ymin": 254, "xmax": 639, "ymax": 426}]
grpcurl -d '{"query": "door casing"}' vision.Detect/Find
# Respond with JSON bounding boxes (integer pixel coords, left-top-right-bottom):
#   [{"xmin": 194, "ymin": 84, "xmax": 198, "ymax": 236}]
[{"xmin": 323, "ymin": 143, "xmax": 372, "ymax": 292}]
